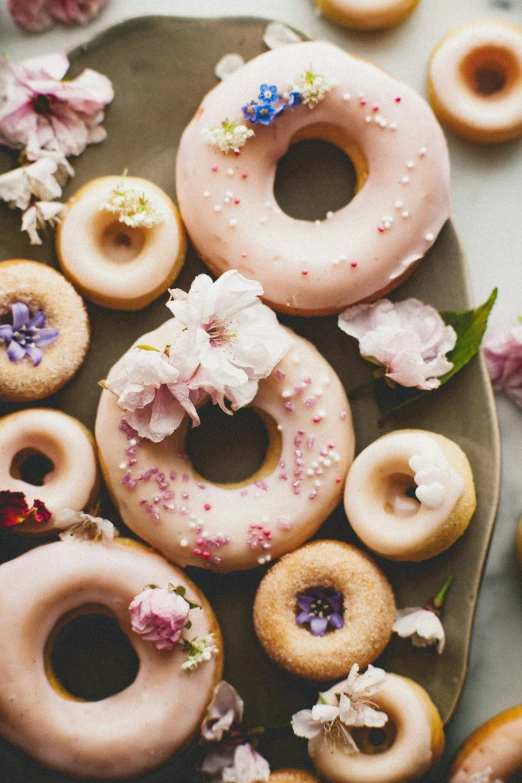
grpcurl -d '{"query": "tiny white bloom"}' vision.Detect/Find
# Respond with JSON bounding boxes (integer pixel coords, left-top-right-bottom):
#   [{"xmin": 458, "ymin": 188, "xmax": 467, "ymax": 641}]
[
  {"xmin": 263, "ymin": 21, "xmax": 303, "ymax": 50},
  {"xmin": 0, "ymin": 155, "xmax": 66, "ymax": 211},
  {"xmin": 21, "ymin": 200, "xmax": 65, "ymax": 245},
  {"xmin": 53, "ymin": 509, "xmax": 119, "ymax": 545},
  {"xmin": 181, "ymin": 633, "xmax": 219, "ymax": 672},
  {"xmin": 467, "ymin": 768, "xmax": 502, "ymax": 783},
  {"xmin": 393, "ymin": 607, "xmax": 446, "ymax": 653},
  {"xmin": 100, "ymin": 181, "xmax": 162, "ymax": 228},
  {"xmin": 214, "ymin": 53, "xmax": 245, "ymax": 81},
  {"xmin": 292, "ymin": 70, "xmax": 338, "ymax": 108},
  {"xmin": 202, "ymin": 120, "xmax": 254, "ymax": 154}
]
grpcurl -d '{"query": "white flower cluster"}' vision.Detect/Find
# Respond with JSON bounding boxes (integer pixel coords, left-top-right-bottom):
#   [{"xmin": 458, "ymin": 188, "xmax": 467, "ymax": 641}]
[
  {"xmin": 293, "ymin": 70, "xmax": 339, "ymax": 108},
  {"xmin": 100, "ymin": 183, "xmax": 162, "ymax": 228},
  {"xmin": 467, "ymin": 768, "xmax": 502, "ymax": 783},
  {"xmin": 202, "ymin": 121, "xmax": 254, "ymax": 154},
  {"xmin": 182, "ymin": 633, "xmax": 220, "ymax": 672},
  {"xmin": 53, "ymin": 509, "xmax": 119, "ymax": 545}
]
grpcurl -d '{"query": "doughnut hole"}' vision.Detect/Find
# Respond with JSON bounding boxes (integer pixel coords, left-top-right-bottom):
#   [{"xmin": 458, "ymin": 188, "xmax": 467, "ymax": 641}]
[
  {"xmin": 10, "ymin": 448, "xmax": 54, "ymax": 486},
  {"xmin": 45, "ymin": 604, "xmax": 139, "ymax": 702},
  {"xmin": 99, "ymin": 221, "xmax": 146, "ymax": 262},
  {"xmin": 185, "ymin": 404, "xmax": 281, "ymax": 488},
  {"xmin": 460, "ymin": 45, "xmax": 520, "ymax": 97},
  {"xmin": 384, "ymin": 472, "xmax": 420, "ymax": 518},
  {"xmin": 274, "ymin": 123, "xmax": 367, "ymax": 221},
  {"xmin": 351, "ymin": 722, "xmax": 397, "ymax": 755}
]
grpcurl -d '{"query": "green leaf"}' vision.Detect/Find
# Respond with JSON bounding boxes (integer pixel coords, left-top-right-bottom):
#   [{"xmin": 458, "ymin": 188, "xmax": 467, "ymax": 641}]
[{"xmin": 375, "ymin": 289, "xmax": 497, "ymax": 421}]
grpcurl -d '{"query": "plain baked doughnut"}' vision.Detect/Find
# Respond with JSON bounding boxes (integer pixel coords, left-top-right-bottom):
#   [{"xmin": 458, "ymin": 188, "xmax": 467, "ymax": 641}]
[
  {"xmin": 253, "ymin": 540, "xmax": 395, "ymax": 680},
  {"xmin": 270, "ymin": 771, "xmax": 321, "ymax": 783},
  {"xmin": 0, "ymin": 259, "xmax": 89, "ymax": 402},
  {"xmin": 313, "ymin": 0, "xmax": 420, "ymax": 30},
  {"xmin": 344, "ymin": 429, "xmax": 476, "ymax": 562}
]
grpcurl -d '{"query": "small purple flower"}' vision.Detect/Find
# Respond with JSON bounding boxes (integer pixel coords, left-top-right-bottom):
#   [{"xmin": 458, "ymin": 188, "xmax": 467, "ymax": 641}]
[
  {"xmin": 0, "ymin": 302, "xmax": 59, "ymax": 366},
  {"xmin": 287, "ymin": 90, "xmax": 302, "ymax": 107},
  {"xmin": 296, "ymin": 586, "xmax": 344, "ymax": 636},
  {"xmin": 258, "ymin": 84, "xmax": 279, "ymax": 103}
]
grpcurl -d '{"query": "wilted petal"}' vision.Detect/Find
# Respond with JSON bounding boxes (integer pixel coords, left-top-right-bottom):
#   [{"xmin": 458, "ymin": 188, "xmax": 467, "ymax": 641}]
[
  {"xmin": 263, "ymin": 21, "xmax": 303, "ymax": 50},
  {"xmin": 215, "ymin": 53, "xmax": 245, "ymax": 81},
  {"xmin": 201, "ymin": 681, "xmax": 244, "ymax": 742}
]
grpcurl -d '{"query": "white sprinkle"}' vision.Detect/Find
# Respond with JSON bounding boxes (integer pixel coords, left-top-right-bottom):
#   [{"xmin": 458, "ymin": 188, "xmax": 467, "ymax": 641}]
[
  {"xmin": 260, "ymin": 215, "xmax": 268, "ymax": 224},
  {"xmin": 257, "ymin": 556, "xmax": 265, "ymax": 564},
  {"xmin": 227, "ymin": 168, "xmax": 234, "ymax": 176},
  {"xmin": 229, "ymin": 219, "xmax": 237, "ymax": 227},
  {"xmin": 419, "ymin": 147, "xmax": 426, "ymax": 156},
  {"xmin": 202, "ymin": 530, "xmax": 209, "ymax": 538},
  {"xmin": 402, "ymin": 210, "xmax": 409, "ymax": 218},
  {"xmin": 339, "ymin": 254, "xmax": 347, "ymax": 262},
  {"xmin": 214, "ymin": 204, "xmax": 222, "ymax": 212},
  {"xmin": 312, "ymin": 461, "xmax": 319, "ymax": 468},
  {"xmin": 334, "ymin": 454, "xmax": 341, "ymax": 463},
  {"xmin": 331, "ymin": 258, "xmax": 339, "ymax": 266},
  {"xmin": 380, "ymin": 119, "xmax": 388, "ymax": 128},
  {"xmin": 226, "ymin": 190, "xmax": 233, "ymax": 197},
  {"xmin": 324, "ymin": 458, "xmax": 331, "ymax": 467},
  {"xmin": 315, "ymin": 219, "xmax": 321, "ymax": 226},
  {"xmin": 189, "ymin": 513, "xmax": 198, "ymax": 520},
  {"xmin": 265, "ymin": 555, "xmax": 271, "ymax": 562},
  {"xmin": 314, "ymin": 387, "xmax": 323, "ymax": 397},
  {"xmin": 343, "ymin": 92, "xmax": 351, "ymax": 101},
  {"xmin": 390, "ymin": 121, "xmax": 397, "ymax": 130},
  {"xmin": 224, "ymin": 197, "xmax": 231, "ymax": 204},
  {"xmin": 189, "ymin": 521, "xmax": 197, "ymax": 529},
  {"xmin": 426, "ymin": 232, "xmax": 434, "ymax": 242},
  {"xmin": 321, "ymin": 376, "xmax": 331, "ymax": 386},
  {"xmin": 374, "ymin": 114, "xmax": 382, "ymax": 123},
  {"xmin": 292, "ymin": 352, "xmax": 301, "ymax": 364},
  {"xmin": 326, "ymin": 210, "xmax": 334, "ymax": 219},
  {"xmin": 264, "ymin": 200, "xmax": 271, "ymax": 208},
  {"xmin": 384, "ymin": 221, "xmax": 391, "ymax": 229},
  {"xmin": 395, "ymin": 200, "xmax": 403, "ymax": 209},
  {"xmin": 318, "ymin": 456, "xmax": 325, "ymax": 464},
  {"xmin": 203, "ymin": 191, "xmax": 210, "ymax": 198},
  {"xmin": 119, "ymin": 462, "xmax": 127, "ymax": 470},
  {"xmin": 401, "ymin": 176, "xmax": 409, "ymax": 184},
  {"xmin": 358, "ymin": 91, "xmax": 364, "ymax": 98},
  {"xmin": 307, "ymin": 468, "xmax": 314, "ymax": 476},
  {"xmin": 365, "ymin": 116, "xmax": 372, "ymax": 124},
  {"xmin": 180, "ymin": 538, "xmax": 188, "ymax": 548},
  {"xmin": 129, "ymin": 439, "xmax": 137, "ymax": 447},
  {"xmin": 314, "ymin": 480, "xmax": 321, "ymax": 488},
  {"xmin": 318, "ymin": 408, "xmax": 326, "ymax": 418},
  {"xmin": 407, "ymin": 161, "xmax": 414, "ymax": 169},
  {"xmin": 282, "ymin": 389, "xmax": 293, "ymax": 399},
  {"xmin": 277, "ymin": 424, "xmax": 283, "ymax": 431}
]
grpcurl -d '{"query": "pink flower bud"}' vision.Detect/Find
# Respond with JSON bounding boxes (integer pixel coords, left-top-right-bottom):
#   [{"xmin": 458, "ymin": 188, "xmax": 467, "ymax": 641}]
[{"xmin": 129, "ymin": 586, "xmax": 190, "ymax": 651}]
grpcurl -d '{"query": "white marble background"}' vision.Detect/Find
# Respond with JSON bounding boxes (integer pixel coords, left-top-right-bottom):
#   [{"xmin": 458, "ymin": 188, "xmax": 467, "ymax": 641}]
[{"xmin": 1, "ymin": 0, "xmax": 522, "ymax": 766}]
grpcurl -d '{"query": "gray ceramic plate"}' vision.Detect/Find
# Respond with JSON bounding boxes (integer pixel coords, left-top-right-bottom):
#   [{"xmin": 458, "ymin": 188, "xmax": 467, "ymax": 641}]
[{"xmin": 0, "ymin": 16, "xmax": 501, "ymax": 783}]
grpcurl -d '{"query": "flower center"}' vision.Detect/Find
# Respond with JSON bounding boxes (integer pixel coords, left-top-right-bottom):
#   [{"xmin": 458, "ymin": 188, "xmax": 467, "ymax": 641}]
[
  {"xmin": 296, "ymin": 586, "xmax": 344, "ymax": 636},
  {"xmin": 204, "ymin": 318, "xmax": 235, "ymax": 347},
  {"xmin": 308, "ymin": 597, "xmax": 333, "ymax": 619},
  {"xmin": 32, "ymin": 94, "xmax": 52, "ymax": 115}
]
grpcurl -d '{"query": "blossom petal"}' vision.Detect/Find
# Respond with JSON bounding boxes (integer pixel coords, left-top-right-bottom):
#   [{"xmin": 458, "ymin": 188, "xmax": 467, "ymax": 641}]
[
  {"xmin": 7, "ymin": 340, "xmax": 26, "ymax": 362},
  {"xmin": 310, "ymin": 616, "xmax": 328, "ymax": 636},
  {"xmin": 291, "ymin": 709, "xmax": 323, "ymax": 739},
  {"xmin": 11, "ymin": 301, "xmax": 29, "ymax": 329}
]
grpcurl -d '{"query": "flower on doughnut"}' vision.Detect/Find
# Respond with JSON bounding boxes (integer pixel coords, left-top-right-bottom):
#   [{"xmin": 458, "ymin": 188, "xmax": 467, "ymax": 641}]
[
  {"xmin": 292, "ymin": 70, "xmax": 338, "ymax": 108},
  {"xmin": 0, "ymin": 490, "xmax": 51, "ymax": 528},
  {"xmin": 53, "ymin": 508, "xmax": 119, "ymax": 545},
  {"xmin": 292, "ymin": 664, "xmax": 388, "ymax": 753},
  {"xmin": 483, "ymin": 318, "xmax": 522, "ymax": 407},
  {"xmin": 8, "ymin": 0, "xmax": 107, "ymax": 33},
  {"xmin": 0, "ymin": 301, "xmax": 59, "ymax": 365},
  {"xmin": 466, "ymin": 769, "xmax": 502, "ymax": 783}
]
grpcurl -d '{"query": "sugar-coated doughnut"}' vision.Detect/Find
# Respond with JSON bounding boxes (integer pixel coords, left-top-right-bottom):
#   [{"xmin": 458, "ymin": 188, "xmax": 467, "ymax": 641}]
[
  {"xmin": 176, "ymin": 41, "xmax": 450, "ymax": 316},
  {"xmin": 96, "ymin": 322, "xmax": 355, "ymax": 572},
  {"xmin": 0, "ymin": 260, "xmax": 89, "ymax": 402},
  {"xmin": 449, "ymin": 705, "xmax": 522, "ymax": 783},
  {"xmin": 313, "ymin": 0, "xmax": 420, "ymax": 31},
  {"xmin": 428, "ymin": 21, "xmax": 522, "ymax": 144},
  {"xmin": 0, "ymin": 538, "xmax": 223, "ymax": 779},
  {"xmin": 270, "ymin": 771, "xmax": 321, "ymax": 783},
  {"xmin": 253, "ymin": 540, "xmax": 395, "ymax": 680},
  {"xmin": 344, "ymin": 429, "xmax": 476, "ymax": 562},
  {"xmin": 56, "ymin": 176, "xmax": 187, "ymax": 310},
  {"xmin": 309, "ymin": 674, "xmax": 444, "ymax": 783},
  {"xmin": 0, "ymin": 408, "xmax": 98, "ymax": 535}
]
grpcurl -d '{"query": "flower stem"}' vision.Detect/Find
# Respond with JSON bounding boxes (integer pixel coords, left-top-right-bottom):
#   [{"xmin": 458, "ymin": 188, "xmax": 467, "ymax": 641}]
[
  {"xmin": 347, "ymin": 376, "xmax": 375, "ymax": 399},
  {"xmin": 432, "ymin": 575, "xmax": 454, "ymax": 610},
  {"xmin": 318, "ymin": 692, "xmax": 328, "ymax": 704}
]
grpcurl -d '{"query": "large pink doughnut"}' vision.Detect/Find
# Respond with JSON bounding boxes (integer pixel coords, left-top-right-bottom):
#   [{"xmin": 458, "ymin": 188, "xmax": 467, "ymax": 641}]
[
  {"xmin": 176, "ymin": 41, "xmax": 450, "ymax": 316},
  {"xmin": 95, "ymin": 322, "xmax": 355, "ymax": 572}
]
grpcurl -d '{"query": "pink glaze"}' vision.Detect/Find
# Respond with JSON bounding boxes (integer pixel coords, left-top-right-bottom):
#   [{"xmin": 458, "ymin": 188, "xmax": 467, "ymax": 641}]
[
  {"xmin": 0, "ymin": 408, "xmax": 98, "ymax": 534},
  {"xmin": 450, "ymin": 709, "xmax": 522, "ymax": 783},
  {"xmin": 0, "ymin": 539, "xmax": 221, "ymax": 779},
  {"xmin": 176, "ymin": 41, "xmax": 450, "ymax": 315},
  {"xmin": 95, "ymin": 322, "xmax": 355, "ymax": 572}
]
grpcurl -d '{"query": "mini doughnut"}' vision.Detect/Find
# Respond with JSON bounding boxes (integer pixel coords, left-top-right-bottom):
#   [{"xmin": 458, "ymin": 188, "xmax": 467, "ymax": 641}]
[
  {"xmin": 313, "ymin": 0, "xmax": 420, "ymax": 31},
  {"xmin": 0, "ymin": 408, "xmax": 98, "ymax": 535},
  {"xmin": 428, "ymin": 21, "xmax": 522, "ymax": 144},
  {"xmin": 0, "ymin": 260, "xmax": 89, "ymax": 402},
  {"xmin": 308, "ymin": 673, "xmax": 444, "ymax": 783},
  {"xmin": 253, "ymin": 540, "xmax": 395, "ymax": 680},
  {"xmin": 270, "ymin": 771, "xmax": 321, "ymax": 783},
  {"xmin": 449, "ymin": 705, "xmax": 522, "ymax": 783},
  {"xmin": 344, "ymin": 429, "xmax": 476, "ymax": 562},
  {"xmin": 176, "ymin": 41, "xmax": 450, "ymax": 316},
  {"xmin": 96, "ymin": 322, "xmax": 355, "ymax": 572},
  {"xmin": 56, "ymin": 176, "xmax": 187, "ymax": 310},
  {"xmin": 0, "ymin": 538, "xmax": 223, "ymax": 779}
]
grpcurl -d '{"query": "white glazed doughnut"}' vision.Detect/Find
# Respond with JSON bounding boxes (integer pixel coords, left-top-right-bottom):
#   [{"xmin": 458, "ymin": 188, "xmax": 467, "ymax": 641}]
[
  {"xmin": 428, "ymin": 21, "xmax": 522, "ymax": 144},
  {"xmin": 95, "ymin": 322, "xmax": 355, "ymax": 572},
  {"xmin": 449, "ymin": 706, "xmax": 522, "ymax": 783},
  {"xmin": 308, "ymin": 673, "xmax": 444, "ymax": 783},
  {"xmin": 0, "ymin": 408, "xmax": 98, "ymax": 535},
  {"xmin": 176, "ymin": 41, "xmax": 450, "ymax": 316},
  {"xmin": 0, "ymin": 538, "xmax": 223, "ymax": 779},
  {"xmin": 344, "ymin": 429, "xmax": 476, "ymax": 562},
  {"xmin": 313, "ymin": 0, "xmax": 420, "ymax": 30},
  {"xmin": 56, "ymin": 176, "xmax": 187, "ymax": 310}
]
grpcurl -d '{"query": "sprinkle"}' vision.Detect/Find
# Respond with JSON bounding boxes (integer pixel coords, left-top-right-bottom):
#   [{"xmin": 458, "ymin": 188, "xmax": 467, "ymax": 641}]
[
  {"xmin": 227, "ymin": 168, "xmax": 234, "ymax": 176},
  {"xmin": 313, "ymin": 415, "xmax": 321, "ymax": 423},
  {"xmin": 264, "ymin": 201, "xmax": 271, "ymax": 208},
  {"xmin": 229, "ymin": 219, "xmax": 237, "ymax": 227},
  {"xmin": 343, "ymin": 92, "xmax": 351, "ymax": 101},
  {"xmin": 395, "ymin": 200, "xmax": 403, "ymax": 208},
  {"xmin": 234, "ymin": 198, "xmax": 240, "ymax": 204},
  {"xmin": 224, "ymin": 197, "xmax": 231, "ymax": 204},
  {"xmin": 212, "ymin": 165, "xmax": 218, "ymax": 172},
  {"xmin": 350, "ymin": 261, "xmax": 357, "ymax": 268},
  {"xmin": 360, "ymin": 99, "xmax": 367, "ymax": 106},
  {"xmin": 401, "ymin": 176, "xmax": 409, "ymax": 184},
  {"xmin": 426, "ymin": 232, "xmax": 434, "ymax": 241},
  {"xmin": 204, "ymin": 504, "xmax": 211, "ymax": 511},
  {"xmin": 180, "ymin": 538, "xmax": 188, "ymax": 547},
  {"xmin": 277, "ymin": 424, "xmax": 283, "ymax": 431},
  {"xmin": 378, "ymin": 225, "xmax": 385, "ymax": 233},
  {"xmin": 241, "ymin": 252, "xmax": 247, "ymax": 258},
  {"xmin": 419, "ymin": 147, "xmax": 426, "ymax": 157},
  {"xmin": 203, "ymin": 191, "xmax": 210, "ymax": 198},
  {"xmin": 326, "ymin": 210, "xmax": 334, "ymax": 219},
  {"xmin": 194, "ymin": 548, "xmax": 202, "ymax": 556},
  {"xmin": 241, "ymin": 172, "xmax": 248, "ymax": 179},
  {"xmin": 340, "ymin": 410, "xmax": 347, "ymax": 420},
  {"xmin": 301, "ymin": 270, "xmax": 308, "ymax": 276},
  {"xmin": 282, "ymin": 389, "xmax": 293, "ymax": 399},
  {"xmin": 372, "ymin": 104, "xmax": 379, "ymax": 111},
  {"xmin": 315, "ymin": 219, "xmax": 321, "ymax": 227},
  {"xmin": 335, "ymin": 476, "xmax": 341, "ymax": 483},
  {"xmin": 402, "ymin": 210, "xmax": 409, "ymax": 218},
  {"xmin": 119, "ymin": 462, "xmax": 127, "ymax": 470},
  {"xmin": 390, "ymin": 121, "xmax": 397, "ymax": 130},
  {"xmin": 365, "ymin": 116, "xmax": 372, "ymax": 124},
  {"xmin": 331, "ymin": 258, "xmax": 339, "ymax": 266},
  {"xmin": 407, "ymin": 161, "xmax": 414, "ymax": 169},
  {"xmin": 395, "ymin": 96, "xmax": 402, "ymax": 103},
  {"xmin": 260, "ymin": 216, "xmax": 268, "ymax": 224},
  {"xmin": 214, "ymin": 205, "xmax": 222, "ymax": 212}
]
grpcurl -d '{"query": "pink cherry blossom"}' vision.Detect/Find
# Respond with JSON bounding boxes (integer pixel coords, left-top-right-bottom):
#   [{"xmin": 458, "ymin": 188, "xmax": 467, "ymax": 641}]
[
  {"xmin": 103, "ymin": 347, "xmax": 200, "ymax": 443},
  {"xmin": 8, "ymin": 0, "xmax": 107, "ymax": 33},
  {"xmin": 129, "ymin": 586, "xmax": 190, "ymax": 651},
  {"xmin": 0, "ymin": 52, "xmax": 114, "ymax": 160},
  {"xmin": 201, "ymin": 681, "xmax": 244, "ymax": 742},
  {"xmin": 202, "ymin": 743, "xmax": 270, "ymax": 783},
  {"xmin": 483, "ymin": 322, "xmax": 522, "ymax": 407},
  {"xmin": 338, "ymin": 298, "xmax": 457, "ymax": 391}
]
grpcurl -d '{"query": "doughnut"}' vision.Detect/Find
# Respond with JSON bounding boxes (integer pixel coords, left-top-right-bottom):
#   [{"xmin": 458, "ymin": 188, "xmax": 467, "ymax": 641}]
[
  {"xmin": 517, "ymin": 515, "xmax": 522, "ymax": 568},
  {"xmin": 0, "ymin": 260, "xmax": 89, "ymax": 402},
  {"xmin": 308, "ymin": 673, "xmax": 444, "ymax": 783},
  {"xmin": 428, "ymin": 21, "xmax": 522, "ymax": 144},
  {"xmin": 0, "ymin": 538, "xmax": 223, "ymax": 779},
  {"xmin": 449, "ymin": 705, "xmax": 522, "ymax": 782},
  {"xmin": 344, "ymin": 429, "xmax": 476, "ymax": 562},
  {"xmin": 96, "ymin": 322, "xmax": 355, "ymax": 572},
  {"xmin": 0, "ymin": 408, "xmax": 98, "ymax": 535},
  {"xmin": 270, "ymin": 771, "xmax": 321, "ymax": 783},
  {"xmin": 56, "ymin": 176, "xmax": 187, "ymax": 310},
  {"xmin": 176, "ymin": 40, "xmax": 450, "ymax": 316},
  {"xmin": 313, "ymin": 0, "xmax": 419, "ymax": 31},
  {"xmin": 253, "ymin": 540, "xmax": 395, "ymax": 680}
]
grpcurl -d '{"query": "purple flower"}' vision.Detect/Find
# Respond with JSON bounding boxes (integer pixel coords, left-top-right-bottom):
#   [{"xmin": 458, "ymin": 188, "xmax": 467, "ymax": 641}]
[
  {"xmin": 296, "ymin": 586, "xmax": 344, "ymax": 636},
  {"xmin": 0, "ymin": 302, "xmax": 59, "ymax": 365},
  {"xmin": 258, "ymin": 84, "xmax": 278, "ymax": 103}
]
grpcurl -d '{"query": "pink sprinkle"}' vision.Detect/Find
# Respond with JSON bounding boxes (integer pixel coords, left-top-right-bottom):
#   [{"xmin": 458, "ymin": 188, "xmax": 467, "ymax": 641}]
[
  {"xmin": 204, "ymin": 503, "xmax": 211, "ymax": 511},
  {"xmin": 250, "ymin": 523, "xmax": 257, "ymax": 528},
  {"xmin": 328, "ymin": 442, "xmax": 335, "ymax": 449},
  {"xmin": 301, "ymin": 270, "xmax": 308, "ymax": 276},
  {"xmin": 234, "ymin": 150, "xmax": 241, "ymax": 156},
  {"xmin": 360, "ymin": 99, "xmax": 367, "ymax": 106},
  {"xmin": 395, "ymin": 96, "xmax": 402, "ymax": 103},
  {"xmin": 258, "ymin": 535, "xmax": 264, "ymax": 542},
  {"xmin": 274, "ymin": 370, "xmax": 285, "ymax": 381},
  {"xmin": 335, "ymin": 476, "xmax": 342, "ymax": 483},
  {"xmin": 313, "ymin": 415, "xmax": 321, "ymax": 423},
  {"xmin": 194, "ymin": 548, "xmax": 202, "ymax": 556},
  {"xmin": 350, "ymin": 262, "xmax": 357, "ymax": 268},
  {"xmin": 212, "ymin": 165, "xmax": 218, "ymax": 172},
  {"xmin": 372, "ymin": 104, "xmax": 379, "ymax": 111},
  {"xmin": 203, "ymin": 551, "xmax": 211, "ymax": 559},
  {"xmin": 257, "ymin": 524, "xmax": 263, "ymax": 530},
  {"xmin": 241, "ymin": 172, "xmax": 248, "ymax": 179},
  {"xmin": 378, "ymin": 225, "xmax": 385, "ymax": 233},
  {"xmin": 196, "ymin": 538, "xmax": 203, "ymax": 546},
  {"xmin": 264, "ymin": 528, "xmax": 270, "ymax": 536},
  {"xmin": 241, "ymin": 252, "xmax": 247, "ymax": 258},
  {"xmin": 340, "ymin": 410, "xmax": 347, "ymax": 420}
]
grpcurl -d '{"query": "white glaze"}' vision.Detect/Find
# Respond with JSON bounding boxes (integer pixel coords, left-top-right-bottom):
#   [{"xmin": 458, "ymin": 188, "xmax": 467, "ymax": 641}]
[
  {"xmin": 450, "ymin": 709, "xmax": 522, "ymax": 783},
  {"xmin": 176, "ymin": 41, "xmax": 450, "ymax": 315},
  {"xmin": 0, "ymin": 539, "xmax": 221, "ymax": 779},
  {"xmin": 95, "ymin": 321, "xmax": 355, "ymax": 572},
  {"xmin": 309, "ymin": 674, "xmax": 438, "ymax": 783},
  {"xmin": 0, "ymin": 408, "xmax": 98, "ymax": 534},
  {"xmin": 344, "ymin": 431, "xmax": 465, "ymax": 560},
  {"xmin": 57, "ymin": 176, "xmax": 185, "ymax": 309}
]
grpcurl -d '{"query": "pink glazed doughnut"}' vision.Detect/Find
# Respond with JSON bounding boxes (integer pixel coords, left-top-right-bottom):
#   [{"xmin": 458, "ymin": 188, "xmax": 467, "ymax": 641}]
[
  {"xmin": 0, "ymin": 538, "xmax": 223, "ymax": 779},
  {"xmin": 449, "ymin": 706, "xmax": 522, "ymax": 783},
  {"xmin": 176, "ymin": 41, "xmax": 450, "ymax": 316},
  {"xmin": 95, "ymin": 322, "xmax": 355, "ymax": 572}
]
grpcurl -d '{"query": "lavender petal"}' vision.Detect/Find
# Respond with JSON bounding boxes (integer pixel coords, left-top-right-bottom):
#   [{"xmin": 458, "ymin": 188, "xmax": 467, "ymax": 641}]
[
  {"xmin": 296, "ymin": 611, "xmax": 311, "ymax": 625},
  {"xmin": 328, "ymin": 592, "xmax": 343, "ymax": 613},
  {"xmin": 329, "ymin": 612, "xmax": 344, "ymax": 629},
  {"xmin": 7, "ymin": 340, "xmax": 26, "ymax": 362},
  {"xmin": 0, "ymin": 325, "xmax": 13, "ymax": 341},
  {"xmin": 26, "ymin": 344, "xmax": 43, "ymax": 366},
  {"xmin": 28, "ymin": 310, "xmax": 46, "ymax": 329},
  {"xmin": 310, "ymin": 617, "xmax": 328, "ymax": 636},
  {"xmin": 296, "ymin": 594, "xmax": 314, "ymax": 612},
  {"xmin": 36, "ymin": 328, "xmax": 59, "ymax": 347},
  {"xmin": 11, "ymin": 302, "xmax": 29, "ymax": 330}
]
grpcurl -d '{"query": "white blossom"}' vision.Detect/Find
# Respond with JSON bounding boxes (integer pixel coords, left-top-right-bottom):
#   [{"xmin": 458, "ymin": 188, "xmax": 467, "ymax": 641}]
[
  {"xmin": 202, "ymin": 121, "xmax": 254, "ymax": 154},
  {"xmin": 21, "ymin": 200, "xmax": 65, "ymax": 245},
  {"xmin": 467, "ymin": 769, "xmax": 502, "ymax": 783},
  {"xmin": 393, "ymin": 607, "xmax": 446, "ymax": 653},
  {"xmin": 181, "ymin": 634, "xmax": 220, "ymax": 672},
  {"xmin": 201, "ymin": 681, "xmax": 244, "ymax": 742},
  {"xmin": 0, "ymin": 155, "xmax": 65, "ymax": 210},
  {"xmin": 100, "ymin": 182, "xmax": 162, "ymax": 228},
  {"xmin": 202, "ymin": 742, "xmax": 270, "ymax": 783},
  {"xmin": 53, "ymin": 509, "xmax": 119, "ymax": 545},
  {"xmin": 292, "ymin": 70, "xmax": 338, "ymax": 108}
]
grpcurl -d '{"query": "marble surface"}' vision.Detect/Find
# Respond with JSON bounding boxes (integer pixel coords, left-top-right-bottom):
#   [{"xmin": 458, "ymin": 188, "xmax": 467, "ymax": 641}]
[{"xmin": 1, "ymin": 0, "xmax": 522, "ymax": 771}]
